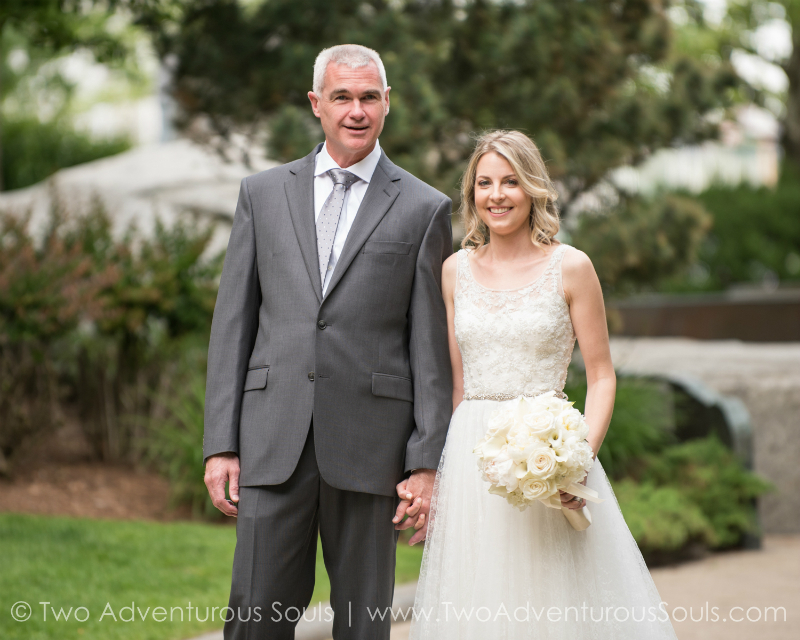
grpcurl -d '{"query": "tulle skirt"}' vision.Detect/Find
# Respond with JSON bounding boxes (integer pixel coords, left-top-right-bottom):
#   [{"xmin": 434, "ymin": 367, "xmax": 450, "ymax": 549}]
[{"xmin": 409, "ymin": 399, "xmax": 678, "ymax": 640}]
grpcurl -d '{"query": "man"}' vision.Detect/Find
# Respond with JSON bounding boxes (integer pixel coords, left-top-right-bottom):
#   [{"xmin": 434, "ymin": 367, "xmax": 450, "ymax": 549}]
[{"xmin": 203, "ymin": 44, "xmax": 453, "ymax": 639}]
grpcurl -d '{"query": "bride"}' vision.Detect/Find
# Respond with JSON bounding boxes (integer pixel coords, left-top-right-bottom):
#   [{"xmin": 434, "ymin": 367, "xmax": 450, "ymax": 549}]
[{"xmin": 396, "ymin": 130, "xmax": 678, "ymax": 638}]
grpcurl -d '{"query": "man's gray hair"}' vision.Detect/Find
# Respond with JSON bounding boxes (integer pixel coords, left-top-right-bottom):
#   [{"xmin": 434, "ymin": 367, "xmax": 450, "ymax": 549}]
[{"xmin": 313, "ymin": 44, "xmax": 388, "ymax": 96}]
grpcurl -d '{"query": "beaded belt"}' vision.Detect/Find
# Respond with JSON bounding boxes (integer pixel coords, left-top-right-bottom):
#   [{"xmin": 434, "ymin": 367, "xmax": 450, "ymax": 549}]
[{"xmin": 463, "ymin": 390, "xmax": 567, "ymax": 401}]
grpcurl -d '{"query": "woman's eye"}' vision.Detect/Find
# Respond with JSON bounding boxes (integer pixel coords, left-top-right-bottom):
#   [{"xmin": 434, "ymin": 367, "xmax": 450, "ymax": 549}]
[
  {"xmin": 477, "ymin": 180, "xmax": 490, "ymax": 187},
  {"xmin": 506, "ymin": 179, "xmax": 518, "ymax": 186}
]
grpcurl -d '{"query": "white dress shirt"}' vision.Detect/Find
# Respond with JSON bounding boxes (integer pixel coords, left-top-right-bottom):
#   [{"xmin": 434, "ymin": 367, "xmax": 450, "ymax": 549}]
[{"xmin": 314, "ymin": 140, "xmax": 382, "ymax": 295}]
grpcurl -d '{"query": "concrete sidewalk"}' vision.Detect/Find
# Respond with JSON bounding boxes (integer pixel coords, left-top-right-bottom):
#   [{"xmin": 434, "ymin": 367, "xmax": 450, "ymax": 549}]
[{"xmin": 190, "ymin": 535, "xmax": 798, "ymax": 640}]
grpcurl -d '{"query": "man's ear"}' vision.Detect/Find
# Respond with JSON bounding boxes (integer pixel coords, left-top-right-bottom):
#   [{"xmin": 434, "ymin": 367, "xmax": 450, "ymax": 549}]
[
  {"xmin": 308, "ymin": 91, "xmax": 322, "ymax": 118},
  {"xmin": 384, "ymin": 86, "xmax": 391, "ymax": 116}
]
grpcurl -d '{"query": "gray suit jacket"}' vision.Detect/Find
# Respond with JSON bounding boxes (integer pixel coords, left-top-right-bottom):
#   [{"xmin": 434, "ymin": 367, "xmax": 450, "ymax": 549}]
[{"xmin": 203, "ymin": 144, "xmax": 453, "ymax": 496}]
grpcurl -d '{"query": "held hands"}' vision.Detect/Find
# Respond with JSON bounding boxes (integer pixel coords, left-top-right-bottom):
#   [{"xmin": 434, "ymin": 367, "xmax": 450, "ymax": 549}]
[
  {"xmin": 393, "ymin": 469, "xmax": 436, "ymax": 546},
  {"xmin": 204, "ymin": 452, "xmax": 240, "ymax": 517}
]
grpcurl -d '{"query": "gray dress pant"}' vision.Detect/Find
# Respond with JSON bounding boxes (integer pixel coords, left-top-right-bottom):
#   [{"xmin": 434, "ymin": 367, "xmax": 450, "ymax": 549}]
[{"xmin": 224, "ymin": 425, "xmax": 400, "ymax": 639}]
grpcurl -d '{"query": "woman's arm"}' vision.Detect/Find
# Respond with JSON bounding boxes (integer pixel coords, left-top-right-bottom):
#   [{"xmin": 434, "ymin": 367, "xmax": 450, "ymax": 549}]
[
  {"xmin": 562, "ymin": 247, "xmax": 616, "ymax": 458},
  {"xmin": 442, "ymin": 253, "xmax": 465, "ymax": 413}
]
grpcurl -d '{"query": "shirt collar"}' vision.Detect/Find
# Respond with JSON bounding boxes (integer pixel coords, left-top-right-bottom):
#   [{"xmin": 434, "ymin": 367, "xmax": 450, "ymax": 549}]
[{"xmin": 314, "ymin": 140, "xmax": 382, "ymax": 183}]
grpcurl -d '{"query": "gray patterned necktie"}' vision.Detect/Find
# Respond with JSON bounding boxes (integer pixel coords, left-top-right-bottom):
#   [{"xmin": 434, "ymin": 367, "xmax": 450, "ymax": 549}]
[{"xmin": 316, "ymin": 168, "xmax": 359, "ymax": 284}]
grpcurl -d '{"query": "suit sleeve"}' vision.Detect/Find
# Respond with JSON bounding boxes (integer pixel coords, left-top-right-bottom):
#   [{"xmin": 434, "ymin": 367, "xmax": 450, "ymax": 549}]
[
  {"xmin": 203, "ymin": 177, "xmax": 261, "ymax": 464},
  {"xmin": 405, "ymin": 196, "xmax": 454, "ymax": 472}
]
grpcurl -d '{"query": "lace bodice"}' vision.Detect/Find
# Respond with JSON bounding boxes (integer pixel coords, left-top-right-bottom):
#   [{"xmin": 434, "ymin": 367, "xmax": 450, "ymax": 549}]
[{"xmin": 454, "ymin": 244, "xmax": 576, "ymax": 400}]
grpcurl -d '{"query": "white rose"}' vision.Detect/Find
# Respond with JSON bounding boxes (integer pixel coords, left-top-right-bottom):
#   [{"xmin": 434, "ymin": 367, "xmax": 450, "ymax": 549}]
[
  {"xmin": 538, "ymin": 392, "xmax": 567, "ymax": 416},
  {"xmin": 523, "ymin": 409, "xmax": 556, "ymax": 439},
  {"xmin": 526, "ymin": 447, "xmax": 558, "ymax": 479},
  {"xmin": 520, "ymin": 476, "xmax": 556, "ymax": 501},
  {"xmin": 486, "ymin": 407, "xmax": 515, "ymax": 438}
]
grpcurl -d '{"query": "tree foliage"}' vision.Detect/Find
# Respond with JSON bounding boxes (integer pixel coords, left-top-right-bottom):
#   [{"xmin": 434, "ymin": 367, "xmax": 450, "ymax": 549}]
[
  {"xmin": 571, "ymin": 193, "xmax": 712, "ymax": 294},
  {"xmin": 145, "ymin": 0, "xmax": 739, "ymax": 203},
  {"xmin": 0, "ymin": 1, "xmax": 147, "ymax": 190}
]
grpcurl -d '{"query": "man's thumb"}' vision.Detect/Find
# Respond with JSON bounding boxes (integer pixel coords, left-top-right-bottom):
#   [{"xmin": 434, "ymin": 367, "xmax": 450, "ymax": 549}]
[{"xmin": 229, "ymin": 473, "xmax": 240, "ymax": 502}]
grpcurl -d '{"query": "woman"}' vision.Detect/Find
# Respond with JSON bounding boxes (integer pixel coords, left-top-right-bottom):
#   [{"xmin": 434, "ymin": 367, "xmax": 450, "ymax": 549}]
[{"xmin": 404, "ymin": 131, "xmax": 677, "ymax": 638}]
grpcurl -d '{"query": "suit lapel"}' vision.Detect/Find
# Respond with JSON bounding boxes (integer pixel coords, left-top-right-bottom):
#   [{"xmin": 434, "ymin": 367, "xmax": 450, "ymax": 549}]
[
  {"xmin": 285, "ymin": 144, "xmax": 323, "ymax": 303},
  {"xmin": 324, "ymin": 152, "xmax": 401, "ymax": 299}
]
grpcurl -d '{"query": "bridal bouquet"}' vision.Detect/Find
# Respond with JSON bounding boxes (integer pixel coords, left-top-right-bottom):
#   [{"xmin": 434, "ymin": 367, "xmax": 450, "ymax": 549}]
[{"xmin": 473, "ymin": 392, "xmax": 603, "ymax": 529}]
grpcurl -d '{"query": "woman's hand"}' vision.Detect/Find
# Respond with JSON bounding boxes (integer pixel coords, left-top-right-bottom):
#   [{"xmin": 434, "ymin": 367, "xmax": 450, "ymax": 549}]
[{"xmin": 558, "ymin": 477, "xmax": 588, "ymax": 510}]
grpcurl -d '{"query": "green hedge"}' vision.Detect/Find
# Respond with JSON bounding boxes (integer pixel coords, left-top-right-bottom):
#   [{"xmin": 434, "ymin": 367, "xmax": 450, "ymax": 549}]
[
  {"xmin": 2, "ymin": 117, "xmax": 130, "ymax": 191},
  {"xmin": 663, "ymin": 164, "xmax": 800, "ymax": 291}
]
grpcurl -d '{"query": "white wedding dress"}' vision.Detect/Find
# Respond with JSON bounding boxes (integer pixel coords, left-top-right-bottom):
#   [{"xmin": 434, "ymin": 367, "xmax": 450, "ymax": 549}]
[{"xmin": 409, "ymin": 245, "xmax": 678, "ymax": 639}]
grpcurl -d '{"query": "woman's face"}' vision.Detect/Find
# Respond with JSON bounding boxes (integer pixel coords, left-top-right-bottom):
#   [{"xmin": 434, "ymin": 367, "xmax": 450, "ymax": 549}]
[{"xmin": 474, "ymin": 151, "xmax": 532, "ymax": 240}]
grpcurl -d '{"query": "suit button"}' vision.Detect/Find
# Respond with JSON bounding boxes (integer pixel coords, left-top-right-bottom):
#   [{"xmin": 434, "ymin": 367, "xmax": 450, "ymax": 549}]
[
  {"xmin": 317, "ymin": 320, "xmax": 327, "ymax": 330},
  {"xmin": 308, "ymin": 372, "xmax": 315, "ymax": 382}
]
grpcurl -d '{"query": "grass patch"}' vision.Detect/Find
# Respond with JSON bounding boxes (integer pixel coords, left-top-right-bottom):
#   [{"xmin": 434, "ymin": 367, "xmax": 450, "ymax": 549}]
[{"xmin": 0, "ymin": 513, "xmax": 423, "ymax": 639}]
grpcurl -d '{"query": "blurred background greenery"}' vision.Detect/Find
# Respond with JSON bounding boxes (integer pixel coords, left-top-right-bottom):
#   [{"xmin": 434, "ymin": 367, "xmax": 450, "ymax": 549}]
[{"xmin": 1, "ymin": 3, "xmax": 798, "ymax": 638}]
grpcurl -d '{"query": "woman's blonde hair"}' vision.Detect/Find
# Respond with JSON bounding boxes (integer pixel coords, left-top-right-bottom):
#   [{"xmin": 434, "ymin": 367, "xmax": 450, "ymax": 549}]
[{"xmin": 459, "ymin": 130, "xmax": 559, "ymax": 249}]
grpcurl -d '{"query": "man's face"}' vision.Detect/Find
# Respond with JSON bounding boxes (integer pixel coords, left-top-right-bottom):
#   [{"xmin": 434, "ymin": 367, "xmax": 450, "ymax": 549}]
[{"xmin": 308, "ymin": 61, "xmax": 390, "ymax": 166}]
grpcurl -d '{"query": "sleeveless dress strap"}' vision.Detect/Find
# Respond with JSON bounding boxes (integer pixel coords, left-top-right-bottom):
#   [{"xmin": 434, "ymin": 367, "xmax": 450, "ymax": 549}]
[
  {"xmin": 455, "ymin": 248, "xmax": 472, "ymax": 297},
  {"xmin": 547, "ymin": 244, "xmax": 569, "ymax": 300}
]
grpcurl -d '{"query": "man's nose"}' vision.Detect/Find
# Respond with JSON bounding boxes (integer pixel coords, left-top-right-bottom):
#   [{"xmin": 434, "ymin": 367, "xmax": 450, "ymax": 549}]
[{"xmin": 349, "ymin": 99, "xmax": 366, "ymax": 119}]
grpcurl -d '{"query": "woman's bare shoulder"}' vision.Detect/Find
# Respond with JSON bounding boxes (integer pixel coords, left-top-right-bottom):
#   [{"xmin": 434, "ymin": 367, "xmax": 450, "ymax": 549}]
[
  {"xmin": 560, "ymin": 246, "xmax": 601, "ymax": 305},
  {"xmin": 442, "ymin": 251, "xmax": 460, "ymax": 295},
  {"xmin": 561, "ymin": 245, "xmax": 595, "ymax": 278}
]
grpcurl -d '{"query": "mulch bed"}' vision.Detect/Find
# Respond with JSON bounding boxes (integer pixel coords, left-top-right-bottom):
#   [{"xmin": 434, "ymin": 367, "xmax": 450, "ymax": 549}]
[{"xmin": 0, "ymin": 462, "xmax": 195, "ymax": 521}]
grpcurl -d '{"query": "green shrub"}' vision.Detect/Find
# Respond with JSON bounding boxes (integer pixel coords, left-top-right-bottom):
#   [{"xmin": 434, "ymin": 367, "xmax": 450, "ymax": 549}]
[
  {"xmin": 0, "ymin": 201, "xmax": 222, "ymax": 466},
  {"xmin": 612, "ymin": 479, "xmax": 714, "ymax": 552},
  {"xmin": 564, "ymin": 371, "xmax": 672, "ymax": 479},
  {"xmin": 566, "ymin": 368, "xmax": 772, "ymax": 557},
  {"xmin": 2, "ymin": 117, "xmax": 131, "ymax": 191},
  {"xmin": 638, "ymin": 435, "xmax": 773, "ymax": 548},
  {"xmin": 145, "ymin": 371, "xmax": 219, "ymax": 520}
]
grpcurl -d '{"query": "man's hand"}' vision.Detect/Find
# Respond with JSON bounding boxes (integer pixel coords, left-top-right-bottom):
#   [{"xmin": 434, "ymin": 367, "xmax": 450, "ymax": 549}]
[
  {"xmin": 393, "ymin": 469, "xmax": 436, "ymax": 546},
  {"xmin": 204, "ymin": 453, "xmax": 240, "ymax": 517}
]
